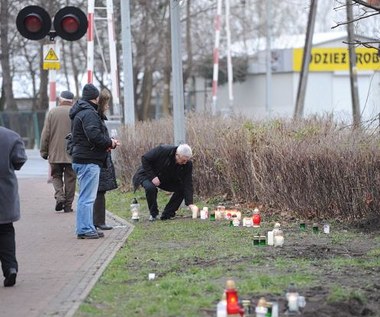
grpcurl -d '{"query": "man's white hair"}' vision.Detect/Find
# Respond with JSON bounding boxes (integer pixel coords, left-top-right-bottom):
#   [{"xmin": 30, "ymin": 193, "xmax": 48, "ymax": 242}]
[{"xmin": 176, "ymin": 144, "xmax": 192, "ymax": 158}]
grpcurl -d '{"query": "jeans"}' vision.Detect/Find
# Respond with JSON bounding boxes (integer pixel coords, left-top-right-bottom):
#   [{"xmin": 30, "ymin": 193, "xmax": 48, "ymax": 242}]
[{"xmin": 72, "ymin": 163, "xmax": 100, "ymax": 235}]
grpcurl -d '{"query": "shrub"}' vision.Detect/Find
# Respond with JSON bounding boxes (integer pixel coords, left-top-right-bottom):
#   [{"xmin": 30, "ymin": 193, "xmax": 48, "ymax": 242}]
[{"xmin": 114, "ymin": 113, "xmax": 380, "ymax": 221}]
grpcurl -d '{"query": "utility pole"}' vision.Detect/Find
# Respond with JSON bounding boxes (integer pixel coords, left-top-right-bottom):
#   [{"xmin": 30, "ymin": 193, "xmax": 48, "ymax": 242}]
[
  {"xmin": 294, "ymin": 0, "xmax": 318, "ymax": 119},
  {"xmin": 265, "ymin": 0, "xmax": 272, "ymax": 117},
  {"xmin": 120, "ymin": 0, "xmax": 136, "ymax": 126},
  {"xmin": 346, "ymin": 0, "xmax": 361, "ymax": 128},
  {"xmin": 170, "ymin": 0, "xmax": 186, "ymax": 145}
]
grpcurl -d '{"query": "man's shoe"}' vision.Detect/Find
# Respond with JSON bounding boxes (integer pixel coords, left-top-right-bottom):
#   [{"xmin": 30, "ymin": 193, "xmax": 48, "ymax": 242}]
[
  {"xmin": 96, "ymin": 231, "xmax": 105, "ymax": 238},
  {"xmin": 4, "ymin": 268, "xmax": 17, "ymax": 287},
  {"xmin": 95, "ymin": 224, "xmax": 113, "ymax": 230},
  {"xmin": 160, "ymin": 213, "xmax": 171, "ymax": 221},
  {"xmin": 64, "ymin": 207, "xmax": 73, "ymax": 213},
  {"xmin": 55, "ymin": 201, "xmax": 65, "ymax": 211},
  {"xmin": 77, "ymin": 232, "xmax": 99, "ymax": 239},
  {"xmin": 149, "ymin": 215, "xmax": 157, "ymax": 221}
]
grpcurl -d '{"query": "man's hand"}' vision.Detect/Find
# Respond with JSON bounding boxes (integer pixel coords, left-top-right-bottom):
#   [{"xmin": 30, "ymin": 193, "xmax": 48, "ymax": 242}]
[
  {"xmin": 111, "ymin": 138, "xmax": 121, "ymax": 149},
  {"xmin": 152, "ymin": 177, "xmax": 160, "ymax": 186}
]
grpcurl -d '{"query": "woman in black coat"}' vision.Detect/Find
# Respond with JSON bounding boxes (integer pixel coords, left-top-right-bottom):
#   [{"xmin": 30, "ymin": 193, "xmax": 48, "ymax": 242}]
[{"xmin": 93, "ymin": 89, "xmax": 118, "ymax": 230}]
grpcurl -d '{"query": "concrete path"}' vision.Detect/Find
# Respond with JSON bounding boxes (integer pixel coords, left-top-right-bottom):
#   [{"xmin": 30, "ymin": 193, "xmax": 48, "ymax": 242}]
[{"xmin": 0, "ymin": 150, "xmax": 133, "ymax": 317}]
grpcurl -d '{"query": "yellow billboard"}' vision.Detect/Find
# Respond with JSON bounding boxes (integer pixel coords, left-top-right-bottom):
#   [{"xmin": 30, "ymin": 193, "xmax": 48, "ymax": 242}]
[{"xmin": 293, "ymin": 47, "xmax": 380, "ymax": 71}]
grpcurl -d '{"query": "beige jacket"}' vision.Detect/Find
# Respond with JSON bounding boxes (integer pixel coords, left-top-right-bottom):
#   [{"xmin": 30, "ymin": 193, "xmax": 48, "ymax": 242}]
[{"xmin": 40, "ymin": 103, "xmax": 72, "ymax": 163}]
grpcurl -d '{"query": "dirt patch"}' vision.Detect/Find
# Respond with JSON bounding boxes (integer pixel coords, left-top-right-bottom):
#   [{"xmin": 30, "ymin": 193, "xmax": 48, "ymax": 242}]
[{"xmin": 200, "ymin": 219, "xmax": 380, "ymax": 317}]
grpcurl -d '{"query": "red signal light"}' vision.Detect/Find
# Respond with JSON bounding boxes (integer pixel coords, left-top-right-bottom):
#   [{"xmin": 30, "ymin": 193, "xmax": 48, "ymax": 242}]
[
  {"xmin": 60, "ymin": 15, "xmax": 80, "ymax": 34},
  {"xmin": 54, "ymin": 7, "xmax": 88, "ymax": 41},
  {"xmin": 24, "ymin": 14, "xmax": 43, "ymax": 33},
  {"xmin": 16, "ymin": 6, "xmax": 51, "ymax": 40}
]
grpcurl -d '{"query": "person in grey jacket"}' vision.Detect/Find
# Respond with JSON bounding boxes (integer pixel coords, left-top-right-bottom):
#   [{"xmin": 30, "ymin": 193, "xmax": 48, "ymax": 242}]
[
  {"xmin": 40, "ymin": 90, "xmax": 76, "ymax": 213},
  {"xmin": 0, "ymin": 127, "xmax": 27, "ymax": 287}
]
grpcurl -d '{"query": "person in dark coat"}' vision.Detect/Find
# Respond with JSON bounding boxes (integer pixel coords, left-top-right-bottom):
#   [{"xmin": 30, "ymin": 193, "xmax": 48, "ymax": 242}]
[
  {"xmin": 93, "ymin": 89, "xmax": 118, "ymax": 230},
  {"xmin": 69, "ymin": 83, "xmax": 120, "ymax": 239},
  {"xmin": 133, "ymin": 144, "xmax": 198, "ymax": 221},
  {"xmin": 0, "ymin": 127, "xmax": 27, "ymax": 287}
]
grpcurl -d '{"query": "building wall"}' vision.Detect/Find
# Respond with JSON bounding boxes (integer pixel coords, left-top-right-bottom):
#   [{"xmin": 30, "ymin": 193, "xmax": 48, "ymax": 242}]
[{"xmin": 204, "ymin": 35, "xmax": 380, "ymax": 123}]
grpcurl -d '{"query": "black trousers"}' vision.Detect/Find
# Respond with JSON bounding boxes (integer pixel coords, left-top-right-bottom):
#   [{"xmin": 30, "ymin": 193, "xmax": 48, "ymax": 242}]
[
  {"xmin": 0, "ymin": 223, "xmax": 18, "ymax": 278},
  {"xmin": 93, "ymin": 191, "xmax": 106, "ymax": 226},
  {"xmin": 141, "ymin": 180, "xmax": 184, "ymax": 217}
]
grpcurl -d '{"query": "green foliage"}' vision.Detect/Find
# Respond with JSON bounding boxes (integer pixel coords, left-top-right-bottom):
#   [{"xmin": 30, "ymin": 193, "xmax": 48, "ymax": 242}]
[
  {"xmin": 75, "ymin": 189, "xmax": 380, "ymax": 317},
  {"xmin": 327, "ymin": 286, "xmax": 366, "ymax": 304}
]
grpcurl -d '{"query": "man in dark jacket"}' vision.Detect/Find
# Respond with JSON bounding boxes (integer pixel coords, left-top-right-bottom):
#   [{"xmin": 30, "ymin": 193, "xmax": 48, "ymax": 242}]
[
  {"xmin": 133, "ymin": 144, "xmax": 198, "ymax": 221},
  {"xmin": 69, "ymin": 83, "xmax": 120, "ymax": 239},
  {"xmin": 0, "ymin": 127, "xmax": 27, "ymax": 287}
]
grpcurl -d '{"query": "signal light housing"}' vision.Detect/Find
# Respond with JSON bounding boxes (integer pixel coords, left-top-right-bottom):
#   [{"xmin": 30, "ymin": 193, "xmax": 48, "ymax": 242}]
[
  {"xmin": 54, "ymin": 7, "xmax": 88, "ymax": 41},
  {"xmin": 16, "ymin": 6, "xmax": 88, "ymax": 41},
  {"xmin": 16, "ymin": 6, "xmax": 51, "ymax": 40}
]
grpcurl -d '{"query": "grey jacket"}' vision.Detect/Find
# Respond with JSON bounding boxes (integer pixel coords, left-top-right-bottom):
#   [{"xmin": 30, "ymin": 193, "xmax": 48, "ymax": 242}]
[{"xmin": 0, "ymin": 127, "xmax": 28, "ymax": 224}]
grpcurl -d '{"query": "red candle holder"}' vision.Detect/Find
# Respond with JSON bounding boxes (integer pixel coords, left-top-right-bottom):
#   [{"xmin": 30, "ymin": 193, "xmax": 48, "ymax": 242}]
[{"xmin": 252, "ymin": 213, "xmax": 261, "ymax": 227}]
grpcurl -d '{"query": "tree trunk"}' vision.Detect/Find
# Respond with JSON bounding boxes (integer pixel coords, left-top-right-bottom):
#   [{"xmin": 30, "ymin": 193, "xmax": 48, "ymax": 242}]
[
  {"xmin": 141, "ymin": 67, "xmax": 153, "ymax": 120},
  {"xmin": 0, "ymin": 0, "xmax": 17, "ymax": 110}
]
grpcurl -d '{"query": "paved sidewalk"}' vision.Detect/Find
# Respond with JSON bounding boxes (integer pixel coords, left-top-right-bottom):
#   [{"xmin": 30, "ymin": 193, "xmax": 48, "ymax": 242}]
[{"xmin": 0, "ymin": 150, "xmax": 133, "ymax": 317}]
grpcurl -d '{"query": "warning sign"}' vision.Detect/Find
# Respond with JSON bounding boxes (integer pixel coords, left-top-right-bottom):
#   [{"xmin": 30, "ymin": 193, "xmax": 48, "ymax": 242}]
[
  {"xmin": 45, "ymin": 48, "xmax": 59, "ymax": 61},
  {"xmin": 43, "ymin": 45, "xmax": 60, "ymax": 70}
]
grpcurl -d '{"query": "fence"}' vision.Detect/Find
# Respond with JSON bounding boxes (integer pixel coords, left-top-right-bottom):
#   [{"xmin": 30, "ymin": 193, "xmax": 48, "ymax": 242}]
[{"xmin": 0, "ymin": 111, "xmax": 46, "ymax": 149}]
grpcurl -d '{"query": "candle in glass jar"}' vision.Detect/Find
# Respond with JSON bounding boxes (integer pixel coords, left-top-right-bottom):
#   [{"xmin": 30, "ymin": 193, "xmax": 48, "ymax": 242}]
[
  {"xmin": 287, "ymin": 293, "xmax": 299, "ymax": 312},
  {"xmin": 252, "ymin": 208, "xmax": 261, "ymax": 227}
]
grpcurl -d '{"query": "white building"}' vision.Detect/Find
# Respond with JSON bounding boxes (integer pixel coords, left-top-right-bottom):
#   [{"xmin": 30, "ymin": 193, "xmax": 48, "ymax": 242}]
[{"xmin": 203, "ymin": 32, "xmax": 380, "ymax": 124}]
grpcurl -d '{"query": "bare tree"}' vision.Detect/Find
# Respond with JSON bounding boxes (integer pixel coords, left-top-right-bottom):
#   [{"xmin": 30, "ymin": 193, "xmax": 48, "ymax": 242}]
[{"xmin": 0, "ymin": 0, "xmax": 17, "ymax": 110}]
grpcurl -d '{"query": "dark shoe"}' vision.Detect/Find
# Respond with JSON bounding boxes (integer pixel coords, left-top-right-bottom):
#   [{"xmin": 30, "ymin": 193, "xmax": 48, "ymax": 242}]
[
  {"xmin": 77, "ymin": 232, "xmax": 99, "ymax": 239},
  {"xmin": 96, "ymin": 230, "xmax": 105, "ymax": 238},
  {"xmin": 160, "ymin": 213, "xmax": 173, "ymax": 221},
  {"xmin": 55, "ymin": 201, "xmax": 65, "ymax": 211},
  {"xmin": 4, "ymin": 268, "xmax": 17, "ymax": 287},
  {"xmin": 64, "ymin": 207, "xmax": 73, "ymax": 213},
  {"xmin": 95, "ymin": 224, "xmax": 113, "ymax": 230}
]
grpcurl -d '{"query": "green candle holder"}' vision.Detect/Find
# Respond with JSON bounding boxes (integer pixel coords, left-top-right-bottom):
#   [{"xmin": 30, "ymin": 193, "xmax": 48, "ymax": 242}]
[
  {"xmin": 210, "ymin": 213, "xmax": 215, "ymax": 221},
  {"xmin": 259, "ymin": 236, "xmax": 266, "ymax": 246},
  {"xmin": 253, "ymin": 236, "xmax": 260, "ymax": 246},
  {"xmin": 312, "ymin": 224, "xmax": 319, "ymax": 234},
  {"xmin": 299, "ymin": 223, "xmax": 306, "ymax": 231}
]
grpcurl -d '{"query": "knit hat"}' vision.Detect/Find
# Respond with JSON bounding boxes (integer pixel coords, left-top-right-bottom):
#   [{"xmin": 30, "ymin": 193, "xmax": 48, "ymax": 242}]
[
  {"xmin": 82, "ymin": 83, "xmax": 99, "ymax": 101},
  {"xmin": 60, "ymin": 91, "xmax": 74, "ymax": 100}
]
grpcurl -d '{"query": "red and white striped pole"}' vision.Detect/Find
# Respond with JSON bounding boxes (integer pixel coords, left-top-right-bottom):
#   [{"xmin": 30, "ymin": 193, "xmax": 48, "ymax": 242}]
[
  {"xmin": 212, "ymin": 0, "xmax": 222, "ymax": 115},
  {"xmin": 48, "ymin": 69, "xmax": 57, "ymax": 110},
  {"xmin": 87, "ymin": 0, "xmax": 95, "ymax": 83},
  {"xmin": 107, "ymin": 0, "xmax": 121, "ymax": 117}
]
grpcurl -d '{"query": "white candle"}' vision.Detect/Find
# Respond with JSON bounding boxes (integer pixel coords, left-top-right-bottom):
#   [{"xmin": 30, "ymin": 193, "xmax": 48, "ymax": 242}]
[
  {"xmin": 267, "ymin": 231, "xmax": 274, "ymax": 246},
  {"xmin": 287, "ymin": 293, "xmax": 299, "ymax": 312},
  {"xmin": 274, "ymin": 235, "xmax": 284, "ymax": 247}
]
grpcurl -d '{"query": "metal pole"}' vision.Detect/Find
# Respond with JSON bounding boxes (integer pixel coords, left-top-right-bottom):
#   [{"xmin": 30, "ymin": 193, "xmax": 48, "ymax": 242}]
[
  {"xmin": 87, "ymin": 0, "xmax": 95, "ymax": 83},
  {"xmin": 224, "ymin": 0, "xmax": 234, "ymax": 115},
  {"xmin": 170, "ymin": 0, "xmax": 186, "ymax": 145},
  {"xmin": 120, "ymin": 0, "xmax": 136, "ymax": 125},
  {"xmin": 294, "ymin": 0, "xmax": 318, "ymax": 119},
  {"xmin": 265, "ymin": 0, "xmax": 272, "ymax": 117},
  {"xmin": 212, "ymin": 0, "xmax": 223, "ymax": 115},
  {"xmin": 106, "ymin": 0, "xmax": 121, "ymax": 117},
  {"xmin": 346, "ymin": 0, "xmax": 361, "ymax": 128}
]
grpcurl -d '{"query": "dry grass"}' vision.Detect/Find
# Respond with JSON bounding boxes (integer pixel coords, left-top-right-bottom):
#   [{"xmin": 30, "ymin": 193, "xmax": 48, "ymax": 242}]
[{"xmin": 113, "ymin": 113, "xmax": 380, "ymax": 222}]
